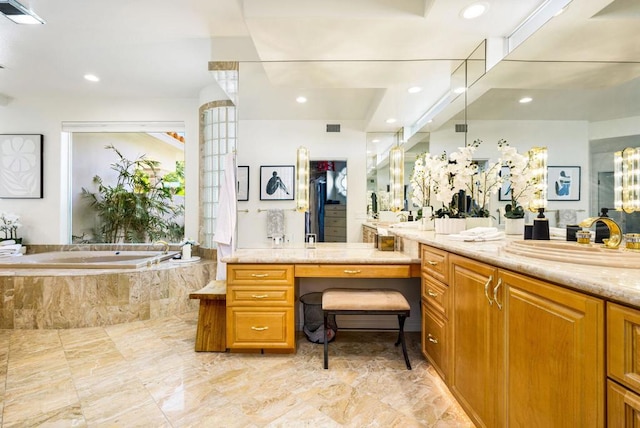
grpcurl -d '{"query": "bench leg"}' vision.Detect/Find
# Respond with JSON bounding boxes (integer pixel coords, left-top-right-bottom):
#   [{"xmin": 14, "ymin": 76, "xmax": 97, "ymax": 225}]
[
  {"xmin": 395, "ymin": 314, "xmax": 411, "ymax": 370},
  {"xmin": 194, "ymin": 300, "xmax": 226, "ymax": 352},
  {"xmin": 323, "ymin": 311, "xmax": 329, "ymax": 369}
]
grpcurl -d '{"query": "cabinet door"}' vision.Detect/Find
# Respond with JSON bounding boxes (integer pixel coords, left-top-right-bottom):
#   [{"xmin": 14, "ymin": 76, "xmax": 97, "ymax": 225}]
[
  {"xmin": 422, "ymin": 302, "xmax": 449, "ymax": 382},
  {"xmin": 608, "ymin": 302, "xmax": 640, "ymax": 393},
  {"xmin": 500, "ymin": 269, "xmax": 604, "ymax": 428},
  {"xmin": 608, "ymin": 380, "xmax": 640, "ymax": 427},
  {"xmin": 450, "ymin": 255, "xmax": 500, "ymax": 428}
]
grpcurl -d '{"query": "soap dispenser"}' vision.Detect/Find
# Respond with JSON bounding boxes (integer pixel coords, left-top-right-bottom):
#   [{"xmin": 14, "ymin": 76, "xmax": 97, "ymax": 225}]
[
  {"xmin": 182, "ymin": 239, "xmax": 192, "ymax": 260},
  {"xmin": 531, "ymin": 208, "xmax": 550, "ymax": 240}
]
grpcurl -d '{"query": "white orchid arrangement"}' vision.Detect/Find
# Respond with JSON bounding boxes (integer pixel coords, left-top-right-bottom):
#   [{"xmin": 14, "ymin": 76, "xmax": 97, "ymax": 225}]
[
  {"xmin": 431, "ymin": 144, "xmax": 478, "ymax": 218},
  {"xmin": 377, "ymin": 191, "xmax": 391, "ymax": 211},
  {"xmin": 409, "ymin": 152, "xmax": 438, "ymax": 209},
  {"xmin": 466, "ymin": 139, "xmax": 505, "ymax": 218},
  {"xmin": 0, "ymin": 212, "xmax": 22, "ymax": 241},
  {"xmin": 497, "ymin": 139, "xmax": 536, "ymax": 219}
]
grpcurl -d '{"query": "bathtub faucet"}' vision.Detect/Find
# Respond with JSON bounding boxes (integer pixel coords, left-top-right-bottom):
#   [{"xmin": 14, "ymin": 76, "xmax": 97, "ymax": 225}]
[{"xmin": 154, "ymin": 240, "xmax": 170, "ymax": 254}]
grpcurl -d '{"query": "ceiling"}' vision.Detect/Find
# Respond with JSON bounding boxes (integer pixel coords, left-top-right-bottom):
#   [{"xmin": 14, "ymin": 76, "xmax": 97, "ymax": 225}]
[{"xmin": 0, "ymin": 0, "xmax": 638, "ymax": 150}]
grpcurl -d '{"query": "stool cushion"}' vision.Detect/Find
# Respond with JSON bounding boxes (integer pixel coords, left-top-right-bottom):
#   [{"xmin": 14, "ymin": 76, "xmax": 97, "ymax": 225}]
[{"xmin": 322, "ymin": 288, "xmax": 410, "ymax": 311}]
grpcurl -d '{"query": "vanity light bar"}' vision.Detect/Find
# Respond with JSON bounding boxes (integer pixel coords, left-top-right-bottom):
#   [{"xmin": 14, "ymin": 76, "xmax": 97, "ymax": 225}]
[
  {"xmin": 389, "ymin": 146, "xmax": 405, "ymax": 212},
  {"xmin": 529, "ymin": 146, "xmax": 548, "ymax": 210},
  {"xmin": 616, "ymin": 147, "xmax": 640, "ymax": 213},
  {"xmin": 295, "ymin": 146, "xmax": 310, "ymax": 213}
]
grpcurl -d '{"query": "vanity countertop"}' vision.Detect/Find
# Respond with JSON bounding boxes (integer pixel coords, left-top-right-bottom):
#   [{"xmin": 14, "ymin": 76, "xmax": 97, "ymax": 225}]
[
  {"xmin": 390, "ymin": 228, "xmax": 640, "ymax": 308},
  {"xmin": 223, "ymin": 243, "xmax": 420, "ymax": 264}
]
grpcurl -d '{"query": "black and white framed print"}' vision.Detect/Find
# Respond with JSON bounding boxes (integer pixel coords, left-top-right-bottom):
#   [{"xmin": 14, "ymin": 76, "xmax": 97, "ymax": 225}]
[
  {"xmin": 0, "ymin": 134, "xmax": 44, "ymax": 199},
  {"xmin": 498, "ymin": 166, "xmax": 512, "ymax": 202},
  {"xmin": 548, "ymin": 166, "xmax": 581, "ymax": 201},
  {"xmin": 237, "ymin": 166, "xmax": 249, "ymax": 201},
  {"xmin": 260, "ymin": 165, "xmax": 294, "ymax": 200}
]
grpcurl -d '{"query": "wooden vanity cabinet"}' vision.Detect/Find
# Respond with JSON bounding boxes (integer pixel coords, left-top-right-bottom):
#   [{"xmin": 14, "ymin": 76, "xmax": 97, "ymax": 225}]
[
  {"xmin": 607, "ymin": 302, "xmax": 640, "ymax": 425},
  {"xmin": 226, "ymin": 264, "xmax": 296, "ymax": 351},
  {"xmin": 420, "ymin": 245, "xmax": 450, "ymax": 382},
  {"xmin": 442, "ymin": 251, "xmax": 605, "ymax": 427},
  {"xmin": 362, "ymin": 224, "xmax": 377, "ymax": 243}
]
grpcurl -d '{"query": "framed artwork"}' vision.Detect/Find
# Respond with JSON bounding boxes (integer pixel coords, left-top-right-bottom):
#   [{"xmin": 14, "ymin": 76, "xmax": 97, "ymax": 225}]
[
  {"xmin": 498, "ymin": 166, "xmax": 512, "ymax": 202},
  {"xmin": 0, "ymin": 134, "xmax": 44, "ymax": 199},
  {"xmin": 260, "ymin": 165, "xmax": 294, "ymax": 200},
  {"xmin": 237, "ymin": 166, "xmax": 249, "ymax": 201},
  {"xmin": 548, "ymin": 166, "xmax": 581, "ymax": 201}
]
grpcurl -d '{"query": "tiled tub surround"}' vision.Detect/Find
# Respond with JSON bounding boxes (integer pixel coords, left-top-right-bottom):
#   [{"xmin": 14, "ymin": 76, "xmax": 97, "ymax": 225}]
[
  {"xmin": 0, "ymin": 247, "xmax": 216, "ymax": 329},
  {"xmin": 0, "ymin": 250, "xmax": 181, "ymax": 269}
]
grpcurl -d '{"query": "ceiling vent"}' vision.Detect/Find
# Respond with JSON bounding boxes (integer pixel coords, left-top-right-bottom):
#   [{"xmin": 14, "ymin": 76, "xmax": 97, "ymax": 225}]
[
  {"xmin": 455, "ymin": 124, "xmax": 468, "ymax": 133},
  {"xmin": 326, "ymin": 124, "xmax": 341, "ymax": 133}
]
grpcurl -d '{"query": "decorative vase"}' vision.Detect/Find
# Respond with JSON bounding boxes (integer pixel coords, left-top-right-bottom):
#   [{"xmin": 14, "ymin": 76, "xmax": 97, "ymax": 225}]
[
  {"xmin": 465, "ymin": 217, "xmax": 492, "ymax": 230},
  {"xmin": 504, "ymin": 217, "xmax": 525, "ymax": 235},
  {"xmin": 434, "ymin": 218, "xmax": 466, "ymax": 235},
  {"xmin": 421, "ymin": 206, "xmax": 434, "ymax": 231}
]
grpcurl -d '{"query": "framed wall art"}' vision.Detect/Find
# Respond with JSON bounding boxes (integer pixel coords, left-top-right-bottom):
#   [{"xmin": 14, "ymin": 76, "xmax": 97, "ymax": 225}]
[
  {"xmin": 0, "ymin": 134, "xmax": 44, "ymax": 199},
  {"xmin": 548, "ymin": 166, "xmax": 581, "ymax": 201},
  {"xmin": 237, "ymin": 165, "xmax": 249, "ymax": 201},
  {"xmin": 498, "ymin": 166, "xmax": 512, "ymax": 202},
  {"xmin": 260, "ymin": 165, "xmax": 294, "ymax": 201}
]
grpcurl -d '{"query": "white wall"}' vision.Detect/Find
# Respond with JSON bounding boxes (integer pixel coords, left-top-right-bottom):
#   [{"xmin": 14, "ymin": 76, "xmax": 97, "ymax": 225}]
[
  {"xmin": 429, "ymin": 119, "xmax": 592, "ymax": 221},
  {"xmin": 236, "ymin": 120, "xmax": 367, "ymax": 246},
  {"xmin": 0, "ymin": 97, "xmax": 199, "ymax": 244}
]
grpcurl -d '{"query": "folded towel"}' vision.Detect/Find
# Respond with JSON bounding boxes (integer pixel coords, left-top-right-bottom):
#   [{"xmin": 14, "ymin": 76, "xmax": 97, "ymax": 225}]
[
  {"xmin": 266, "ymin": 209, "xmax": 285, "ymax": 238},
  {"xmin": 0, "ymin": 244, "xmax": 21, "ymax": 252},
  {"xmin": 0, "ymin": 240, "xmax": 16, "ymax": 246},
  {"xmin": 557, "ymin": 210, "xmax": 577, "ymax": 228},
  {"xmin": 459, "ymin": 227, "xmax": 498, "ymax": 236}
]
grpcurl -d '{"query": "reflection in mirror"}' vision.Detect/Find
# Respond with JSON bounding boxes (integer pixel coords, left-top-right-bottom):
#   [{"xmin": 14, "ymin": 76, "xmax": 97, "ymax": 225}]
[
  {"xmin": 307, "ymin": 160, "xmax": 347, "ymax": 243},
  {"xmin": 71, "ymin": 132, "xmax": 185, "ymax": 244}
]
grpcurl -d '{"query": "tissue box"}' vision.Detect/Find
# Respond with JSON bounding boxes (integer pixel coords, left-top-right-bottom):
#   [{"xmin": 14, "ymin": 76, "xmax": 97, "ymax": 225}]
[{"xmin": 378, "ymin": 235, "xmax": 395, "ymax": 251}]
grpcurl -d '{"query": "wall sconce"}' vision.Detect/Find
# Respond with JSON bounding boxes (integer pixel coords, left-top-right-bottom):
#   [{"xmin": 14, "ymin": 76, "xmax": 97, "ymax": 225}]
[
  {"xmin": 614, "ymin": 147, "xmax": 640, "ymax": 213},
  {"xmin": 295, "ymin": 146, "xmax": 310, "ymax": 212},
  {"xmin": 389, "ymin": 146, "xmax": 405, "ymax": 212},
  {"xmin": 528, "ymin": 146, "xmax": 548, "ymax": 211}
]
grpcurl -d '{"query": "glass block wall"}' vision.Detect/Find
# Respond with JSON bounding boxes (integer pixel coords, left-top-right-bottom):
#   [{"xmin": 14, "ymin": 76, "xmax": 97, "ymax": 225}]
[{"xmin": 199, "ymin": 100, "xmax": 237, "ymax": 248}]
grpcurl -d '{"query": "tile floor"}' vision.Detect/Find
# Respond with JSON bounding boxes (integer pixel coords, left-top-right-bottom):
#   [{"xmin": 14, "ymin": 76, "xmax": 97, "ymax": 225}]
[{"xmin": 0, "ymin": 311, "xmax": 473, "ymax": 427}]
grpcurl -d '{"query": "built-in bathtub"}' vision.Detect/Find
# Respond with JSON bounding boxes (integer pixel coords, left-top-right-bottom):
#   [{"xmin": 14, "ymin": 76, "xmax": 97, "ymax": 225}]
[
  {"xmin": 0, "ymin": 250, "xmax": 180, "ymax": 269},
  {"xmin": 0, "ymin": 247, "xmax": 216, "ymax": 329}
]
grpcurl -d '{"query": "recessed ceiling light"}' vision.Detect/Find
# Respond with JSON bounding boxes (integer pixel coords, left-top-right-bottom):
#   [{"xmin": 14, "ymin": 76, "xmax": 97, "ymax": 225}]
[
  {"xmin": 453, "ymin": 86, "xmax": 467, "ymax": 94},
  {"xmin": 461, "ymin": 2, "xmax": 489, "ymax": 20},
  {"xmin": 407, "ymin": 86, "xmax": 422, "ymax": 94},
  {"xmin": 386, "ymin": 118, "xmax": 397, "ymax": 124},
  {"xmin": 519, "ymin": 97, "xmax": 533, "ymax": 103},
  {"xmin": 84, "ymin": 74, "xmax": 100, "ymax": 82},
  {"xmin": 372, "ymin": 139, "xmax": 380, "ymax": 143},
  {"xmin": 296, "ymin": 96, "xmax": 307, "ymax": 103}
]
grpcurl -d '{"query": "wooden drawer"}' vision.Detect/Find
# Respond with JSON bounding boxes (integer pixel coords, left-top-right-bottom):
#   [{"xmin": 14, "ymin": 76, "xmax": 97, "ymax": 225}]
[
  {"xmin": 227, "ymin": 264, "xmax": 294, "ymax": 286},
  {"xmin": 608, "ymin": 379, "xmax": 640, "ymax": 426},
  {"xmin": 422, "ymin": 275, "xmax": 449, "ymax": 319},
  {"xmin": 608, "ymin": 302, "xmax": 640, "ymax": 393},
  {"xmin": 325, "ymin": 206, "xmax": 346, "ymax": 217},
  {"xmin": 325, "ymin": 217, "xmax": 346, "ymax": 227},
  {"xmin": 295, "ymin": 264, "xmax": 411, "ymax": 278},
  {"xmin": 422, "ymin": 303, "xmax": 449, "ymax": 381},
  {"xmin": 227, "ymin": 285, "xmax": 294, "ymax": 306},
  {"xmin": 226, "ymin": 307, "xmax": 295, "ymax": 349},
  {"xmin": 324, "ymin": 226, "xmax": 346, "ymax": 238},
  {"xmin": 421, "ymin": 245, "xmax": 449, "ymax": 284}
]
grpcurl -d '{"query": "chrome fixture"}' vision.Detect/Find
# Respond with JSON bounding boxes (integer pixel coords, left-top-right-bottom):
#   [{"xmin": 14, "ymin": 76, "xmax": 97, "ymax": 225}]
[{"xmin": 154, "ymin": 240, "xmax": 170, "ymax": 254}]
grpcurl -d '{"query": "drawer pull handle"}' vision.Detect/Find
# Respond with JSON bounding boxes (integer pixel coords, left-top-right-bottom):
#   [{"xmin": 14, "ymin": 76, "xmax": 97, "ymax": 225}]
[
  {"xmin": 251, "ymin": 326, "xmax": 269, "ymax": 331},
  {"xmin": 251, "ymin": 273, "xmax": 269, "ymax": 278},
  {"xmin": 493, "ymin": 278, "xmax": 503, "ymax": 310},
  {"xmin": 427, "ymin": 334, "xmax": 438, "ymax": 344},
  {"xmin": 427, "ymin": 260, "xmax": 438, "ymax": 266},
  {"xmin": 344, "ymin": 269, "xmax": 361, "ymax": 274},
  {"xmin": 427, "ymin": 290, "xmax": 438, "ymax": 298},
  {"xmin": 251, "ymin": 294, "xmax": 269, "ymax": 299}
]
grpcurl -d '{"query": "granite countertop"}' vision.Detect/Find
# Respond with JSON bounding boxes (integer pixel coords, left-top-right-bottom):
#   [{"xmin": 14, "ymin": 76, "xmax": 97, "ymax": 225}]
[
  {"xmin": 223, "ymin": 242, "xmax": 420, "ymax": 264},
  {"xmin": 390, "ymin": 228, "xmax": 640, "ymax": 308}
]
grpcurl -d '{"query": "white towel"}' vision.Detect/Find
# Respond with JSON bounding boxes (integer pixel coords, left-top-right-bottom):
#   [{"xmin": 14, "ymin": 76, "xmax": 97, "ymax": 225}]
[
  {"xmin": 557, "ymin": 209, "xmax": 577, "ymax": 228},
  {"xmin": 213, "ymin": 153, "xmax": 237, "ymax": 280},
  {"xmin": 266, "ymin": 209, "xmax": 285, "ymax": 238},
  {"xmin": 447, "ymin": 230, "xmax": 505, "ymax": 242},
  {"xmin": 459, "ymin": 227, "xmax": 498, "ymax": 236}
]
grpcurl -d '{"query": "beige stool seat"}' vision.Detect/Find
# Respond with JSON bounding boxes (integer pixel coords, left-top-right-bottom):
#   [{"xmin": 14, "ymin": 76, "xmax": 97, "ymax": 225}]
[{"xmin": 322, "ymin": 288, "xmax": 411, "ymax": 370}]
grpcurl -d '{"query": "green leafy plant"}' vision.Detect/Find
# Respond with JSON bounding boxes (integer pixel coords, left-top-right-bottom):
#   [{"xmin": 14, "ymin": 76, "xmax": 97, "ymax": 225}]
[{"xmin": 82, "ymin": 145, "xmax": 184, "ymax": 243}]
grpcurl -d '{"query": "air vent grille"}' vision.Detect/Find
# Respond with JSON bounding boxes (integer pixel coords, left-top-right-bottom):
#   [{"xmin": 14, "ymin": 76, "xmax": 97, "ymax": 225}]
[
  {"xmin": 326, "ymin": 124, "xmax": 341, "ymax": 133},
  {"xmin": 455, "ymin": 124, "xmax": 468, "ymax": 133}
]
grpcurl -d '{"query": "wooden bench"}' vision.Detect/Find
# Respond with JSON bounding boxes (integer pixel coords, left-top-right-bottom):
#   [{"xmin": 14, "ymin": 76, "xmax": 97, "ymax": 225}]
[
  {"xmin": 322, "ymin": 288, "xmax": 411, "ymax": 370},
  {"xmin": 189, "ymin": 280, "xmax": 227, "ymax": 352}
]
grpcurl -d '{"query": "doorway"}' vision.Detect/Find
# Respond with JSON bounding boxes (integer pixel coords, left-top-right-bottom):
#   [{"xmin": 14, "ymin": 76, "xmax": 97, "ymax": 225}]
[{"xmin": 306, "ymin": 160, "xmax": 347, "ymax": 242}]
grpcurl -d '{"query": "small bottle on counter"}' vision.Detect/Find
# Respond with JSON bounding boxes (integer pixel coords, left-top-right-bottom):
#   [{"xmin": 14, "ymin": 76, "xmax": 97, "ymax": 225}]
[{"xmin": 182, "ymin": 243, "xmax": 192, "ymax": 259}]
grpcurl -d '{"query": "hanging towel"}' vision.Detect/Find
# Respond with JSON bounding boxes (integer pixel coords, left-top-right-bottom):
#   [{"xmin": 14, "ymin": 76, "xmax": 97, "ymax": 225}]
[
  {"xmin": 266, "ymin": 209, "xmax": 285, "ymax": 238},
  {"xmin": 557, "ymin": 209, "xmax": 577, "ymax": 227},
  {"xmin": 213, "ymin": 153, "xmax": 237, "ymax": 280}
]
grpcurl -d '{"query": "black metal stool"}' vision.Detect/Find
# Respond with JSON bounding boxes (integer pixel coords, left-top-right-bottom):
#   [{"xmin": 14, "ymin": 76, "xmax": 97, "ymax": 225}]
[{"xmin": 322, "ymin": 288, "xmax": 411, "ymax": 370}]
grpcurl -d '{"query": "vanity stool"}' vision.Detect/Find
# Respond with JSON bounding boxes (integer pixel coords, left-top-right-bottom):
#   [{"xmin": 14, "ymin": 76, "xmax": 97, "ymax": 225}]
[
  {"xmin": 322, "ymin": 288, "xmax": 411, "ymax": 370},
  {"xmin": 189, "ymin": 280, "xmax": 227, "ymax": 352}
]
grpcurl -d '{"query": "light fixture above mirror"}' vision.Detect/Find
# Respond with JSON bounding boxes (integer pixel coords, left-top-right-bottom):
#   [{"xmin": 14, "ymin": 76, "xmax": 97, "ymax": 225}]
[
  {"xmin": 296, "ymin": 146, "xmax": 310, "ymax": 213},
  {"xmin": 614, "ymin": 147, "xmax": 640, "ymax": 213}
]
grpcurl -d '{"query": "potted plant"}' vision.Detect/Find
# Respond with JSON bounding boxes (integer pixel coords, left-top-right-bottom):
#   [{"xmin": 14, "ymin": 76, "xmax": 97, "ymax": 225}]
[
  {"xmin": 465, "ymin": 140, "xmax": 504, "ymax": 228},
  {"xmin": 82, "ymin": 145, "xmax": 184, "ymax": 243},
  {"xmin": 497, "ymin": 139, "xmax": 536, "ymax": 234},
  {"xmin": 0, "ymin": 211, "xmax": 22, "ymax": 244}
]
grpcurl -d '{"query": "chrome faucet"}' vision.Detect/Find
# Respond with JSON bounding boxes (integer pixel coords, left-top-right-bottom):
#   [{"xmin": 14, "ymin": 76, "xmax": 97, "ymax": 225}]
[
  {"xmin": 154, "ymin": 240, "xmax": 169, "ymax": 254},
  {"xmin": 578, "ymin": 217, "xmax": 622, "ymax": 249}
]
